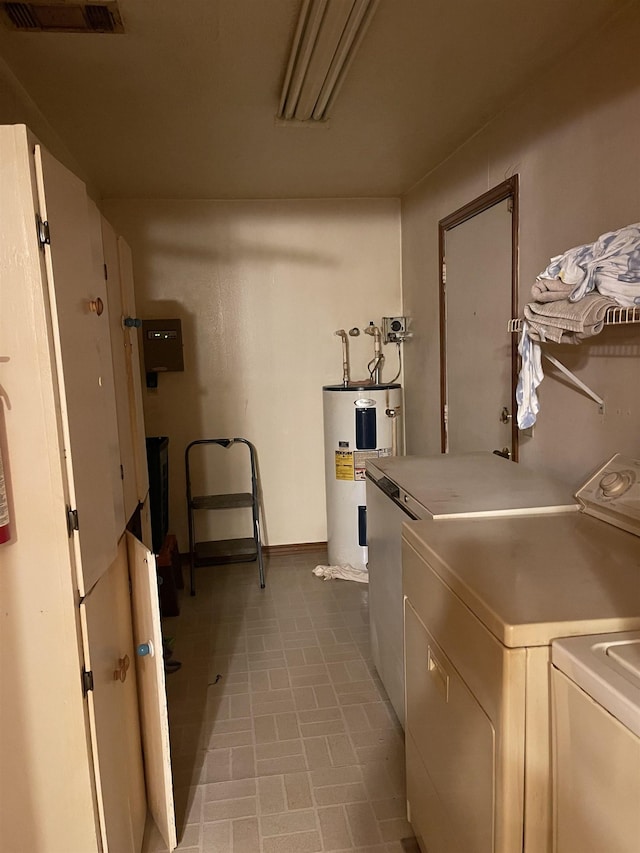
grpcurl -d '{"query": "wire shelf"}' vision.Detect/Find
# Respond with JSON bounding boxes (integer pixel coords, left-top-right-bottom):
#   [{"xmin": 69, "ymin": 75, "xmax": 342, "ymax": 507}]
[{"xmin": 509, "ymin": 304, "xmax": 640, "ymax": 333}]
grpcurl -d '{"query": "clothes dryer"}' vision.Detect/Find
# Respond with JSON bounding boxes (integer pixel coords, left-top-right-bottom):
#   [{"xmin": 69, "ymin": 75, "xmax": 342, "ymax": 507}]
[{"xmin": 365, "ymin": 451, "xmax": 577, "ymax": 724}]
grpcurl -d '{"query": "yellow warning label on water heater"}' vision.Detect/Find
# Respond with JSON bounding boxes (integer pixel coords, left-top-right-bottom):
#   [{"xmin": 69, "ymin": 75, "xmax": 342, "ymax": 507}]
[{"xmin": 335, "ymin": 450, "xmax": 354, "ymax": 480}]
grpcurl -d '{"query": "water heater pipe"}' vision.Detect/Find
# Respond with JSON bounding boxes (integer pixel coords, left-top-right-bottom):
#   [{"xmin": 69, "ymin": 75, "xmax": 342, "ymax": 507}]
[
  {"xmin": 365, "ymin": 324, "xmax": 384, "ymax": 384},
  {"xmin": 334, "ymin": 329, "xmax": 350, "ymax": 386}
]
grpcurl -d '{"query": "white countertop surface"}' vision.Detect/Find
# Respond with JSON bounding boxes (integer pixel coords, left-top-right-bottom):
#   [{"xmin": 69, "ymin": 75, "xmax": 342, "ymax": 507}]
[
  {"xmin": 368, "ymin": 452, "xmax": 577, "ymax": 517},
  {"xmin": 402, "ymin": 512, "xmax": 640, "ymax": 648}
]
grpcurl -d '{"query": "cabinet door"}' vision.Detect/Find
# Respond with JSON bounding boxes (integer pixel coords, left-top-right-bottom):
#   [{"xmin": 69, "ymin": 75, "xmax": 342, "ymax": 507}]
[
  {"xmin": 128, "ymin": 531, "xmax": 177, "ymax": 851},
  {"xmin": 80, "ymin": 539, "xmax": 147, "ymax": 853},
  {"xmin": 34, "ymin": 145, "xmax": 117, "ymax": 594},
  {"xmin": 102, "ymin": 217, "xmax": 139, "ymax": 523},
  {"xmin": 87, "ymin": 200, "xmax": 126, "ymax": 534},
  {"xmin": 119, "ymin": 239, "xmax": 149, "ymax": 504}
]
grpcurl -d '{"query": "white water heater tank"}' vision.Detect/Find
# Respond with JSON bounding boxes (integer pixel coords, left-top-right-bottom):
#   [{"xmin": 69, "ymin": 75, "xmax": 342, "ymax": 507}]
[{"xmin": 323, "ymin": 383, "xmax": 402, "ymax": 571}]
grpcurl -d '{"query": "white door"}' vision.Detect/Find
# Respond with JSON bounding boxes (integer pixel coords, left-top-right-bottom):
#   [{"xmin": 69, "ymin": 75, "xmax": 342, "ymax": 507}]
[
  {"xmin": 127, "ymin": 531, "xmax": 177, "ymax": 851},
  {"xmin": 34, "ymin": 145, "xmax": 117, "ymax": 594},
  {"xmin": 80, "ymin": 539, "xmax": 147, "ymax": 853},
  {"xmin": 443, "ymin": 198, "xmax": 515, "ymax": 457}
]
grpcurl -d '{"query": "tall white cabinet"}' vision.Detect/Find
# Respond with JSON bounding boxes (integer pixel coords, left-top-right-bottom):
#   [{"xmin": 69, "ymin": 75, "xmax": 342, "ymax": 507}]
[{"xmin": 0, "ymin": 125, "xmax": 176, "ymax": 852}]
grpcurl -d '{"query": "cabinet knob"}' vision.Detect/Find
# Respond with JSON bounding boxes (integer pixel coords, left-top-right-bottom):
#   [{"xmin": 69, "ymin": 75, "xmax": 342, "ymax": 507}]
[
  {"xmin": 113, "ymin": 654, "xmax": 130, "ymax": 682},
  {"xmin": 88, "ymin": 297, "xmax": 104, "ymax": 316},
  {"xmin": 137, "ymin": 642, "xmax": 154, "ymax": 657}
]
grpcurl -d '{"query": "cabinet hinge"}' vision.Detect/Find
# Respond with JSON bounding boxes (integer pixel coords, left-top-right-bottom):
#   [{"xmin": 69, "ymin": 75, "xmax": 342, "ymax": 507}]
[
  {"xmin": 104, "ymin": 263, "xmax": 108, "ymax": 280},
  {"xmin": 66, "ymin": 506, "xmax": 79, "ymax": 535},
  {"xmin": 120, "ymin": 464, "xmax": 124, "ymax": 481},
  {"xmin": 36, "ymin": 213, "xmax": 50, "ymax": 249},
  {"xmin": 82, "ymin": 669, "xmax": 94, "ymax": 696}
]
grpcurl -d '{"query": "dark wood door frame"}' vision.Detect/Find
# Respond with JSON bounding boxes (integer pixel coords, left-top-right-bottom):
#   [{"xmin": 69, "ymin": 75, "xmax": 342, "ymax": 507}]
[{"xmin": 438, "ymin": 176, "xmax": 520, "ymax": 460}]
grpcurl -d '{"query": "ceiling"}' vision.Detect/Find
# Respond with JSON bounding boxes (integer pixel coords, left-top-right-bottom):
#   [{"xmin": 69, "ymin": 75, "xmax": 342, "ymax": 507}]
[{"xmin": 0, "ymin": 0, "xmax": 625, "ymax": 199}]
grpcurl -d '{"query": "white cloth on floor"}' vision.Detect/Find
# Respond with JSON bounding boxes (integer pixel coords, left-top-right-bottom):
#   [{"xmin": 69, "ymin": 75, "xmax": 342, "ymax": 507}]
[
  {"xmin": 515, "ymin": 322, "xmax": 544, "ymax": 430},
  {"xmin": 313, "ymin": 564, "xmax": 368, "ymax": 583}
]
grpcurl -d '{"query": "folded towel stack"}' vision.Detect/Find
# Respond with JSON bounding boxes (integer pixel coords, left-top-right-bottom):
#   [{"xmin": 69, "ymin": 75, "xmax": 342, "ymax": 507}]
[
  {"xmin": 531, "ymin": 278, "xmax": 574, "ymax": 303},
  {"xmin": 523, "ymin": 292, "xmax": 618, "ymax": 344}
]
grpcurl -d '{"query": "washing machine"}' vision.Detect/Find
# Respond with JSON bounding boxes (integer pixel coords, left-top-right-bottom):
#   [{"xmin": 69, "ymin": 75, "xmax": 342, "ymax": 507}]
[
  {"xmin": 551, "ymin": 631, "xmax": 640, "ymax": 853},
  {"xmin": 401, "ymin": 454, "xmax": 640, "ymax": 853}
]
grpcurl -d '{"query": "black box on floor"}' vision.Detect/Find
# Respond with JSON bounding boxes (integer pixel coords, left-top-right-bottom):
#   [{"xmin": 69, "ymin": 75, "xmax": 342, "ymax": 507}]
[{"xmin": 146, "ymin": 436, "xmax": 169, "ymax": 555}]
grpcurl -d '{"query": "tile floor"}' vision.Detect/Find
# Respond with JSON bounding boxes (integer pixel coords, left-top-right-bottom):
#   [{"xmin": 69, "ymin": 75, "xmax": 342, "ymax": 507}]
[{"xmin": 143, "ymin": 548, "xmax": 418, "ymax": 853}]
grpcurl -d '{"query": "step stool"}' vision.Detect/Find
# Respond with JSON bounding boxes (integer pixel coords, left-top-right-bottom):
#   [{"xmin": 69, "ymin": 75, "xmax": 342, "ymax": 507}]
[{"xmin": 185, "ymin": 438, "xmax": 265, "ymax": 595}]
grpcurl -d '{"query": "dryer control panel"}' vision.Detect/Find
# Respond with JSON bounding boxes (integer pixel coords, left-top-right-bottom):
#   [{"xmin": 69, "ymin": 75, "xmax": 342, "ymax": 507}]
[{"xmin": 576, "ymin": 454, "xmax": 640, "ymax": 537}]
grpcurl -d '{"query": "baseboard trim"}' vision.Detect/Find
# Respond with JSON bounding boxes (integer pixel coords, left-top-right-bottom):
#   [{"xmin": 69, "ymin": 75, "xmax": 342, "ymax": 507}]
[{"xmin": 263, "ymin": 541, "xmax": 328, "ymax": 556}]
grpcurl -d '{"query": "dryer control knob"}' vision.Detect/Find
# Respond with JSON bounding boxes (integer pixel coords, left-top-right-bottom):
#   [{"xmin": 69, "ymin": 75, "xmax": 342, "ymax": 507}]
[{"xmin": 599, "ymin": 471, "xmax": 632, "ymax": 497}]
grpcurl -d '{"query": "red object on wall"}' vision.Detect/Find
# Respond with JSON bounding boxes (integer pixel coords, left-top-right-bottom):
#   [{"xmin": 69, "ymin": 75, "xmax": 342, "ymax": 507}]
[{"xmin": 0, "ymin": 445, "xmax": 10, "ymax": 544}]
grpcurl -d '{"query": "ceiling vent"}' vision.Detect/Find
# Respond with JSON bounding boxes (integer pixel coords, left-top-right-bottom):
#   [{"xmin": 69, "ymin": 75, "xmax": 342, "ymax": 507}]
[{"xmin": 1, "ymin": 1, "xmax": 124, "ymax": 33}]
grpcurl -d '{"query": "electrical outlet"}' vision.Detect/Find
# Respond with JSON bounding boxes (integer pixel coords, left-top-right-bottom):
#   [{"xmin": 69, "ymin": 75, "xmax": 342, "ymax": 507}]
[{"xmin": 382, "ymin": 316, "xmax": 410, "ymax": 343}]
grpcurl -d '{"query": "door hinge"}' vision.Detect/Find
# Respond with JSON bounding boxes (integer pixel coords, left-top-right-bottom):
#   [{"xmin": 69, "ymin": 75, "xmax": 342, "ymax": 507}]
[
  {"xmin": 82, "ymin": 669, "xmax": 94, "ymax": 696},
  {"xmin": 36, "ymin": 213, "xmax": 50, "ymax": 249},
  {"xmin": 442, "ymin": 260, "xmax": 446, "ymax": 284},
  {"xmin": 507, "ymin": 197, "xmax": 514, "ymax": 214},
  {"xmin": 120, "ymin": 464, "xmax": 124, "ymax": 480},
  {"xmin": 66, "ymin": 506, "xmax": 79, "ymax": 535},
  {"xmin": 103, "ymin": 263, "xmax": 108, "ymax": 280}
]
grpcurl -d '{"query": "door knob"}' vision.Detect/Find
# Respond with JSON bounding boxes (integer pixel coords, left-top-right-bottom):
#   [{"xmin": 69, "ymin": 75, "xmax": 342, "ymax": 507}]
[
  {"xmin": 500, "ymin": 407, "xmax": 512, "ymax": 424},
  {"xmin": 137, "ymin": 641, "xmax": 155, "ymax": 657},
  {"xmin": 493, "ymin": 447, "xmax": 512, "ymax": 460},
  {"xmin": 123, "ymin": 317, "xmax": 142, "ymax": 328},
  {"xmin": 113, "ymin": 654, "xmax": 130, "ymax": 682},
  {"xmin": 88, "ymin": 297, "xmax": 104, "ymax": 316}
]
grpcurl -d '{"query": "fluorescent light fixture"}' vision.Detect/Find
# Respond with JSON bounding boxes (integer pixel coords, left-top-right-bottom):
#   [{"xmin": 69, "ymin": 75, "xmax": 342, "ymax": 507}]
[{"xmin": 278, "ymin": 0, "xmax": 379, "ymax": 122}]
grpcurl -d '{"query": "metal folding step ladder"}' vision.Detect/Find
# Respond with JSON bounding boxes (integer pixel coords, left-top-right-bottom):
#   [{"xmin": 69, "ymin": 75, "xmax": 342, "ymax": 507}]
[{"xmin": 185, "ymin": 438, "xmax": 265, "ymax": 595}]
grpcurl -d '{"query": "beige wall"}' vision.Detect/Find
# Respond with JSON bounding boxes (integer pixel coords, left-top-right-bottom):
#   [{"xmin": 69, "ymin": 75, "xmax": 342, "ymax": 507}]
[
  {"xmin": 0, "ymin": 56, "xmax": 94, "ymax": 194},
  {"xmin": 401, "ymin": 3, "xmax": 640, "ymax": 487},
  {"xmin": 102, "ymin": 198, "xmax": 402, "ymax": 549}
]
